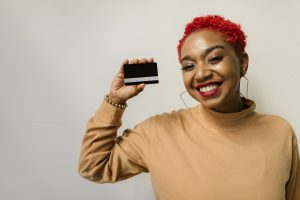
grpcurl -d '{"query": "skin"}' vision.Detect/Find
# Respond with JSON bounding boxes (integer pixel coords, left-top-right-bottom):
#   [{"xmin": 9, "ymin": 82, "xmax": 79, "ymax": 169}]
[
  {"xmin": 180, "ymin": 30, "xmax": 249, "ymax": 113},
  {"xmin": 109, "ymin": 30, "xmax": 248, "ymax": 114}
]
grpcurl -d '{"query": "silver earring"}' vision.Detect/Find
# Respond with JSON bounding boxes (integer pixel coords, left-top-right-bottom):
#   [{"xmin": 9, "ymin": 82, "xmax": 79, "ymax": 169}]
[
  {"xmin": 240, "ymin": 75, "xmax": 249, "ymax": 99},
  {"xmin": 179, "ymin": 90, "xmax": 188, "ymax": 109}
]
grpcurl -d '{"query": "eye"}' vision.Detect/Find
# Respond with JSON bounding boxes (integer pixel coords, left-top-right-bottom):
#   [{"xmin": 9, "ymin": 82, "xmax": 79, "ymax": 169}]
[
  {"xmin": 208, "ymin": 56, "xmax": 223, "ymax": 64},
  {"xmin": 181, "ymin": 64, "xmax": 195, "ymax": 72}
]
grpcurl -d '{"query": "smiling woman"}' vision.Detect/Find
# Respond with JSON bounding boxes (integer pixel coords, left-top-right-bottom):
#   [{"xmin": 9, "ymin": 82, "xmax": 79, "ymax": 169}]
[
  {"xmin": 78, "ymin": 15, "xmax": 300, "ymax": 200},
  {"xmin": 180, "ymin": 30, "xmax": 248, "ymax": 113}
]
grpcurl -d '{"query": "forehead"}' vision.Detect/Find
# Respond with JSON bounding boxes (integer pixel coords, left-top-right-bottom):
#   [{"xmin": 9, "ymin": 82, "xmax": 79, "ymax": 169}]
[{"xmin": 181, "ymin": 30, "xmax": 230, "ymax": 56}]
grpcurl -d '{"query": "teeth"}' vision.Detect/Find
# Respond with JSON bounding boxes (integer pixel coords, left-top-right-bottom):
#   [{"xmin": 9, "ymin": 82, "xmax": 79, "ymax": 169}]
[{"xmin": 199, "ymin": 84, "xmax": 218, "ymax": 92}]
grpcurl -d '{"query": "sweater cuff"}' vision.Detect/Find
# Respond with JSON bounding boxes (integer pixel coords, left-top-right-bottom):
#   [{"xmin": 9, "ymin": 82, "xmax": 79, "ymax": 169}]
[{"xmin": 94, "ymin": 100, "xmax": 126, "ymax": 126}]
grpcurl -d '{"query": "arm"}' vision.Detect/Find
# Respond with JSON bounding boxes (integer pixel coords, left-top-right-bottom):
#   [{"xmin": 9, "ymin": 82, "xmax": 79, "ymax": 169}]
[
  {"xmin": 78, "ymin": 58, "xmax": 154, "ymax": 183},
  {"xmin": 286, "ymin": 131, "xmax": 300, "ymax": 200},
  {"xmin": 78, "ymin": 100, "xmax": 150, "ymax": 183}
]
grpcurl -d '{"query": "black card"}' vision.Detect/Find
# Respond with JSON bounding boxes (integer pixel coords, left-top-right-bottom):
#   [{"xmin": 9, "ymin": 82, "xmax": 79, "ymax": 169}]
[{"xmin": 123, "ymin": 62, "xmax": 159, "ymax": 86}]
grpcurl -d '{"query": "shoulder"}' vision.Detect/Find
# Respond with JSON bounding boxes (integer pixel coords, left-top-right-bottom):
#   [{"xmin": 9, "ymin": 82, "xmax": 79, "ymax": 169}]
[
  {"xmin": 250, "ymin": 113, "xmax": 298, "ymax": 153},
  {"xmin": 256, "ymin": 113, "xmax": 292, "ymax": 128},
  {"xmin": 254, "ymin": 112, "xmax": 295, "ymax": 137}
]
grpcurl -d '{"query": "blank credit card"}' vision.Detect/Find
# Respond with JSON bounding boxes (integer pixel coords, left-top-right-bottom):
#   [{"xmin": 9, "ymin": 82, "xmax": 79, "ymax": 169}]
[{"xmin": 123, "ymin": 62, "xmax": 159, "ymax": 86}]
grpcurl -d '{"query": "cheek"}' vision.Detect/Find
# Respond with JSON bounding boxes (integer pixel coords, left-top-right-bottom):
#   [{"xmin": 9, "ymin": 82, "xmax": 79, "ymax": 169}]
[
  {"xmin": 216, "ymin": 60, "xmax": 241, "ymax": 81},
  {"xmin": 220, "ymin": 68, "xmax": 241, "ymax": 93},
  {"xmin": 182, "ymin": 73, "xmax": 193, "ymax": 88}
]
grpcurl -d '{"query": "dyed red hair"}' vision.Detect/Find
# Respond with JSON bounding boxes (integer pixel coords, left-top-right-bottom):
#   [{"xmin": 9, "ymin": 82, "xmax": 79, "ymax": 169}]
[{"xmin": 177, "ymin": 15, "xmax": 247, "ymax": 62}]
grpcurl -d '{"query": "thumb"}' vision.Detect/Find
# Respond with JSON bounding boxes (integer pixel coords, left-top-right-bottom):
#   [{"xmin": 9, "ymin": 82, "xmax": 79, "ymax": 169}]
[
  {"xmin": 131, "ymin": 83, "xmax": 145, "ymax": 97},
  {"xmin": 137, "ymin": 83, "xmax": 145, "ymax": 92}
]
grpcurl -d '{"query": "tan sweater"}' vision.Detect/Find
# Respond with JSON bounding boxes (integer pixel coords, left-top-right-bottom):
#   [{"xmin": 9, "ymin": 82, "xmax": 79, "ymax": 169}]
[{"xmin": 78, "ymin": 99, "xmax": 300, "ymax": 200}]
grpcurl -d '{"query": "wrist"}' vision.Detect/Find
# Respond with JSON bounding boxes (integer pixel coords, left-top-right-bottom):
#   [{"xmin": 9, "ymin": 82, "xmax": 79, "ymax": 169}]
[
  {"xmin": 108, "ymin": 94, "xmax": 127, "ymax": 104},
  {"xmin": 105, "ymin": 94, "xmax": 127, "ymax": 109}
]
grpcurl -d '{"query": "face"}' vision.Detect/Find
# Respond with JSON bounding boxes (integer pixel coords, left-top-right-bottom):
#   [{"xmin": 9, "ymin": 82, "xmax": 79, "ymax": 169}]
[{"xmin": 180, "ymin": 30, "xmax": 248, "ymax": 113}]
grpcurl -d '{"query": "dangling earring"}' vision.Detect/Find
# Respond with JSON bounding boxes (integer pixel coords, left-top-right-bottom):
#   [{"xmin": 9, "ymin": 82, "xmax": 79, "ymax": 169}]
[
  {"xmin": 179, "ymin": 90, "xmax": 188, "ymax": 109},
  {"xmin": 240, "ymin": 75, "xmax": 249, "ymax": 99}
]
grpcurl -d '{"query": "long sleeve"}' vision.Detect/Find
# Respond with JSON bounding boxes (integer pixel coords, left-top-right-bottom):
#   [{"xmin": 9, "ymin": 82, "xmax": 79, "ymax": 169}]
[
  {"xmin": 286, "ymin": 131, "xmax": 300, "ymax": 200},
  {"xmin": 78, "ymin": 100, "xmax": 152, "ymax": 183}
]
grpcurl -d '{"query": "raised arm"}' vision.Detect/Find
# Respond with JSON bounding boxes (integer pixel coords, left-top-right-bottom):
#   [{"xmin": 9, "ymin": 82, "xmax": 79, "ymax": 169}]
[{"xmin": 78, "ymin": 58, "xmax": 154, "ymax": 183}]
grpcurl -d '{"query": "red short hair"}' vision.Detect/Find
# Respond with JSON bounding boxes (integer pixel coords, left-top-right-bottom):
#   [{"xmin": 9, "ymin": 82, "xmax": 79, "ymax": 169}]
[{"xmin": 177, "ymin": 15, "xmax": 247, "ymax": 62}]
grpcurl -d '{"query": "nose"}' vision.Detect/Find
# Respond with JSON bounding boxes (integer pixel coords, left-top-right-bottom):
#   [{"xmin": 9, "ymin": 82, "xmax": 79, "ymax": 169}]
[{"xmin": 194, "ymin": 64, "xmax": 213, "ymax": 83}]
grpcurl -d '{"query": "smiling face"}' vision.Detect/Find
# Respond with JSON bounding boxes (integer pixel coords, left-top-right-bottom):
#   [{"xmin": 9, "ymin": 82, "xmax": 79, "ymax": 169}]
[{"xmin": 180, "ymin": 30, "xmax": 248, "ymax": 113}]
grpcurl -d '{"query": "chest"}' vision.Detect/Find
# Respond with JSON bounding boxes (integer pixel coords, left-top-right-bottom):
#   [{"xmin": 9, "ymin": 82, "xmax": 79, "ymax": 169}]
[{"xmin": 148, "ymin": 128, "xmax": 291, "ymax": 200}]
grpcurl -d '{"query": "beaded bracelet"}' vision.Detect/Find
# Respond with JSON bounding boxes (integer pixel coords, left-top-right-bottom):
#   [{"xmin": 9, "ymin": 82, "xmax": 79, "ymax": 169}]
[{"xmin": 104, "ymin": 95, "xmax": 127, "ymax": 109}]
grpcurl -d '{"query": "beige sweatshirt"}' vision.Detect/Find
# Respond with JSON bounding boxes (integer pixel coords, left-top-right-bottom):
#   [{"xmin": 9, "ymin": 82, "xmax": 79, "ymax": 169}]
[{"xmin": 78, "ymin": 99, "xmax": 300, "ymax": 200}]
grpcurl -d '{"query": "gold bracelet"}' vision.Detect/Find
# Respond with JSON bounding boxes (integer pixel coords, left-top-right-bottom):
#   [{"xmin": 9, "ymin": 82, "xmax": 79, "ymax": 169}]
[{"xmin": 104, "ymin": 95, "xmax": 127, "ymax": 109}]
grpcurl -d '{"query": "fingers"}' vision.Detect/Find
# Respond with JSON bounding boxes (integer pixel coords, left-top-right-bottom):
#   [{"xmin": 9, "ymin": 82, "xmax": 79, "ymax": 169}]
[
  {"xmin": 129, "ymin": 57, "xmax": 155, "ymax": 64},
  {"xmin": 140, "ymin": 58, "xmax": 147, "ymax": 64},
  {"xmin": 129, "ymin": 58, "xmax": 139, "ymax": 64},
  {"xmin": 122, "ymin": 59, "xmax": 129, "ymax": 65},
  {"xmin": 147, "ymin": 57, "xmax": 154, "ymax": 63},
  {"xmin": 118, "ymin": 59, "xmax": 129, "ymax": 74}
]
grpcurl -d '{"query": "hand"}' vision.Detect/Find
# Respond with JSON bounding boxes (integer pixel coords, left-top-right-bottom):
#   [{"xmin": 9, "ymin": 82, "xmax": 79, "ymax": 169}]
[{"xmin": 109, "ymin": 58, "xmax": 154, "ymax": 104}]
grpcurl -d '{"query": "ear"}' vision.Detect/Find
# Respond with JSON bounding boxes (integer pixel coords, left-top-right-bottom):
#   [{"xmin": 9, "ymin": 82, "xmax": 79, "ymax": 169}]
[{"xmin": 240, "ymin": 52, "xmax": 249, "ymax": 77}]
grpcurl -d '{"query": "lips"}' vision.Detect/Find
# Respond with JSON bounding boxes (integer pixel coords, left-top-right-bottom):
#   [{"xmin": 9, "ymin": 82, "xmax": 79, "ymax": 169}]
[{"xmin": 196, "ymin": 81, "xmax": 222, "ymax": 97}]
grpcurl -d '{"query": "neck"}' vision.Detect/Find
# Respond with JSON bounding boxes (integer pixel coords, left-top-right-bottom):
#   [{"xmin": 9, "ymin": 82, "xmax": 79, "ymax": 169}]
[
  {"xmin": 194, "ymin": 98, "xmax": 256, "ymax": 129},
  {"xmin": 212, "ymin": 97, "xmax": 245, "ymax": 113}
]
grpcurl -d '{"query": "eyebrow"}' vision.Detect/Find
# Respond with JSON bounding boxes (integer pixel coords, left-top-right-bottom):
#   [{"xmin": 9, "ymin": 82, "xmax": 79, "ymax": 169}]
[{"xmin": 180, "ymin": 45, "xmax": 225, "ymax": 63}]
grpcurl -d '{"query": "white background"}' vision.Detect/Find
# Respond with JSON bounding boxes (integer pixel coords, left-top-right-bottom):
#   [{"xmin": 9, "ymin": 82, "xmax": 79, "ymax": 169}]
[{"xmin": 1, "ymin": 0, "xmax": 299, "ymax": 199}]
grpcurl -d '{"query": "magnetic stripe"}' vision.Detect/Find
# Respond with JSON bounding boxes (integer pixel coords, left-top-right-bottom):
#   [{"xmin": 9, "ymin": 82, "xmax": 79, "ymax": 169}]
[{"xmin": 124, "ymin": 76, "xmax": 159, "ymax": 83}]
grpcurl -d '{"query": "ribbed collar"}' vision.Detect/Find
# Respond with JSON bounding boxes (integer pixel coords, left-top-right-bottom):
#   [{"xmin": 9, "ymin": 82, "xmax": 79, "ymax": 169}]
[{"xmin": 190, "ymin": 98, "xmax": 257, "ymax": 130}]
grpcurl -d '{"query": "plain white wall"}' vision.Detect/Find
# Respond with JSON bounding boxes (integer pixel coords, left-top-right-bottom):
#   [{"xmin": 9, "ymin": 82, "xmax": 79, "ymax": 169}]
[{"xmin": 1, "ymin": 0, "xmax": 299, "ymax": 199}]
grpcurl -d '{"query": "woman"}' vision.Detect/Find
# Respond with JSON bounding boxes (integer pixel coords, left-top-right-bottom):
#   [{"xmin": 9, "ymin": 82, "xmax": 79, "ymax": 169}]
[{"xmin": 78, "ymin": 15, "xmax": 300, "ymax": 199}]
